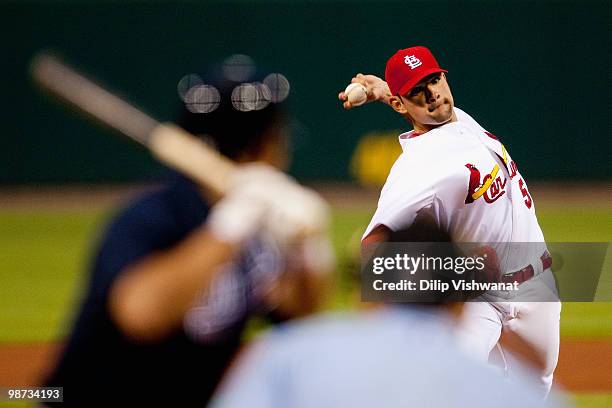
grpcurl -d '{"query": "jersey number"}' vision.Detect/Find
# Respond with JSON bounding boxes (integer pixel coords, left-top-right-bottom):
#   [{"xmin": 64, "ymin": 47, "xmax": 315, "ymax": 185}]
[{"xmin": 518, "ymin": 179, "xmax": 532, "ymax": 209}]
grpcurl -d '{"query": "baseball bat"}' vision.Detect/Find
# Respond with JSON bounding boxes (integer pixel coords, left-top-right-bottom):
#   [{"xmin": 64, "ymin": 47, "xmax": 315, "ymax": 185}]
[{"xmin": 29, "ymin": 52, "xmax": 235, "ymax": 195}]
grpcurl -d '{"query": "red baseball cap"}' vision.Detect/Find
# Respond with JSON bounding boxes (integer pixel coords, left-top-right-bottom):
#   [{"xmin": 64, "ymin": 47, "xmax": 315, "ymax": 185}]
[{"xmin": 385, "ymin": 46, "xmax": 447, "ymax": 96}]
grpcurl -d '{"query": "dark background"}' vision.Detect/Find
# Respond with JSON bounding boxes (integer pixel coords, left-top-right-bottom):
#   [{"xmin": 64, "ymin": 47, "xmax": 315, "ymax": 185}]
[{"xmin": 2, "ymin": 0, "xmax": 610, "ymax": 184}]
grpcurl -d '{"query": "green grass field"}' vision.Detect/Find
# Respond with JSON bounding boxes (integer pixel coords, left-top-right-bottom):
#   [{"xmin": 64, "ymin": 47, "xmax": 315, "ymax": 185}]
[
  {"xmin": 0, "ymin": 204, "xmax": 610, "ymax": 408},
  {"xmin": 1, "ymin": 205, "xmax": 611, "ymax": 343}
]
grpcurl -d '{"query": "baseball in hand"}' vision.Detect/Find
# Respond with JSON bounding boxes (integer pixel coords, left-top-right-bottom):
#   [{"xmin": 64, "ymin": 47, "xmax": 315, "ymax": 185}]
[{"xmin": 344, "ymin": 83, "xmax": 368, "ymax": 107}]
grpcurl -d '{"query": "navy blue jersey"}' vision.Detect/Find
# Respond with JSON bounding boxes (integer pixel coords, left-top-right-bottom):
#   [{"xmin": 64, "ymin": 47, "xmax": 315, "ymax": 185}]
[{"xmin": 45, "ymin": 177, "xmax": 280, "ymax": 407}]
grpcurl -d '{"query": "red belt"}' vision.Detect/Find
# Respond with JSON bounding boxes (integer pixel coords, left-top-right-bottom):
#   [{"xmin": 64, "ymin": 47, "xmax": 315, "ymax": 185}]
[{"xmin": 500, "ymin": 252, "xmax": 552, "ymax": 284}]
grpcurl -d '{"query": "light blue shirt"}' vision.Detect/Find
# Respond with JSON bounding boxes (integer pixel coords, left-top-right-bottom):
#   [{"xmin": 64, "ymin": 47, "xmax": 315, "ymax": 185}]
[{"xmin": 211, "ymin": 307, "xmax": 565, "ymax": 408}]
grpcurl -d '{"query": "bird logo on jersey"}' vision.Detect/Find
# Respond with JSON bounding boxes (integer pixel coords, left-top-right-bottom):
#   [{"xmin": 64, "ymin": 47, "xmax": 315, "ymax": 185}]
[{"xmin": 465, "ymin": 163, "xmax": 507, "ymax": 204}]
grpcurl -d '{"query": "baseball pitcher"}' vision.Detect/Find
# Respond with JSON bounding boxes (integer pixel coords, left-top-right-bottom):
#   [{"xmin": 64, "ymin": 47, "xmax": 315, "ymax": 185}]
[{"xmin": 339, "ymin": 45, "xmax": 561, "ymax": 398}]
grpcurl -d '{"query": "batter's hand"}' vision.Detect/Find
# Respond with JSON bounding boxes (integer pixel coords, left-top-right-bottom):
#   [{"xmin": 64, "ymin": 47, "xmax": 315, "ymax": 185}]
[
  {"xmin": 208, "ymin": 163, "xmax": 331, "ymax": 246},
  {"xmin": 338, "ymin": 73, "xmax": 393, "ymax": 109}
]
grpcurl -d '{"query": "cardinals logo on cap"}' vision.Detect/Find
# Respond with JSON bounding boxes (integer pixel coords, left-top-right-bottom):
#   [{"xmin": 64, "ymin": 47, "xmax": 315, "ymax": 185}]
[
  {"xmin": 404, "ymin": 55, "xmax": 422, "ymax": 69},
  {"xmin": 385, "ymin": 46, "xmax": 447, "ymax": 96}
]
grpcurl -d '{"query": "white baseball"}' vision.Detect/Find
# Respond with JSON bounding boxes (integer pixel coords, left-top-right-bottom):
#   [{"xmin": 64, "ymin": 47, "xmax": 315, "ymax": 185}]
[{"xmin": 344, "ymin": 83, "xmax": 368, "ymax": 107}]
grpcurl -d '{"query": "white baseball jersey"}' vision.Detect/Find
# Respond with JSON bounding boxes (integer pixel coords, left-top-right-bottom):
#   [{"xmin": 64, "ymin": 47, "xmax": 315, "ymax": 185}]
[{"xmin": 363, "ymin": 107, "xmax": 547, "ymax": 273}]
